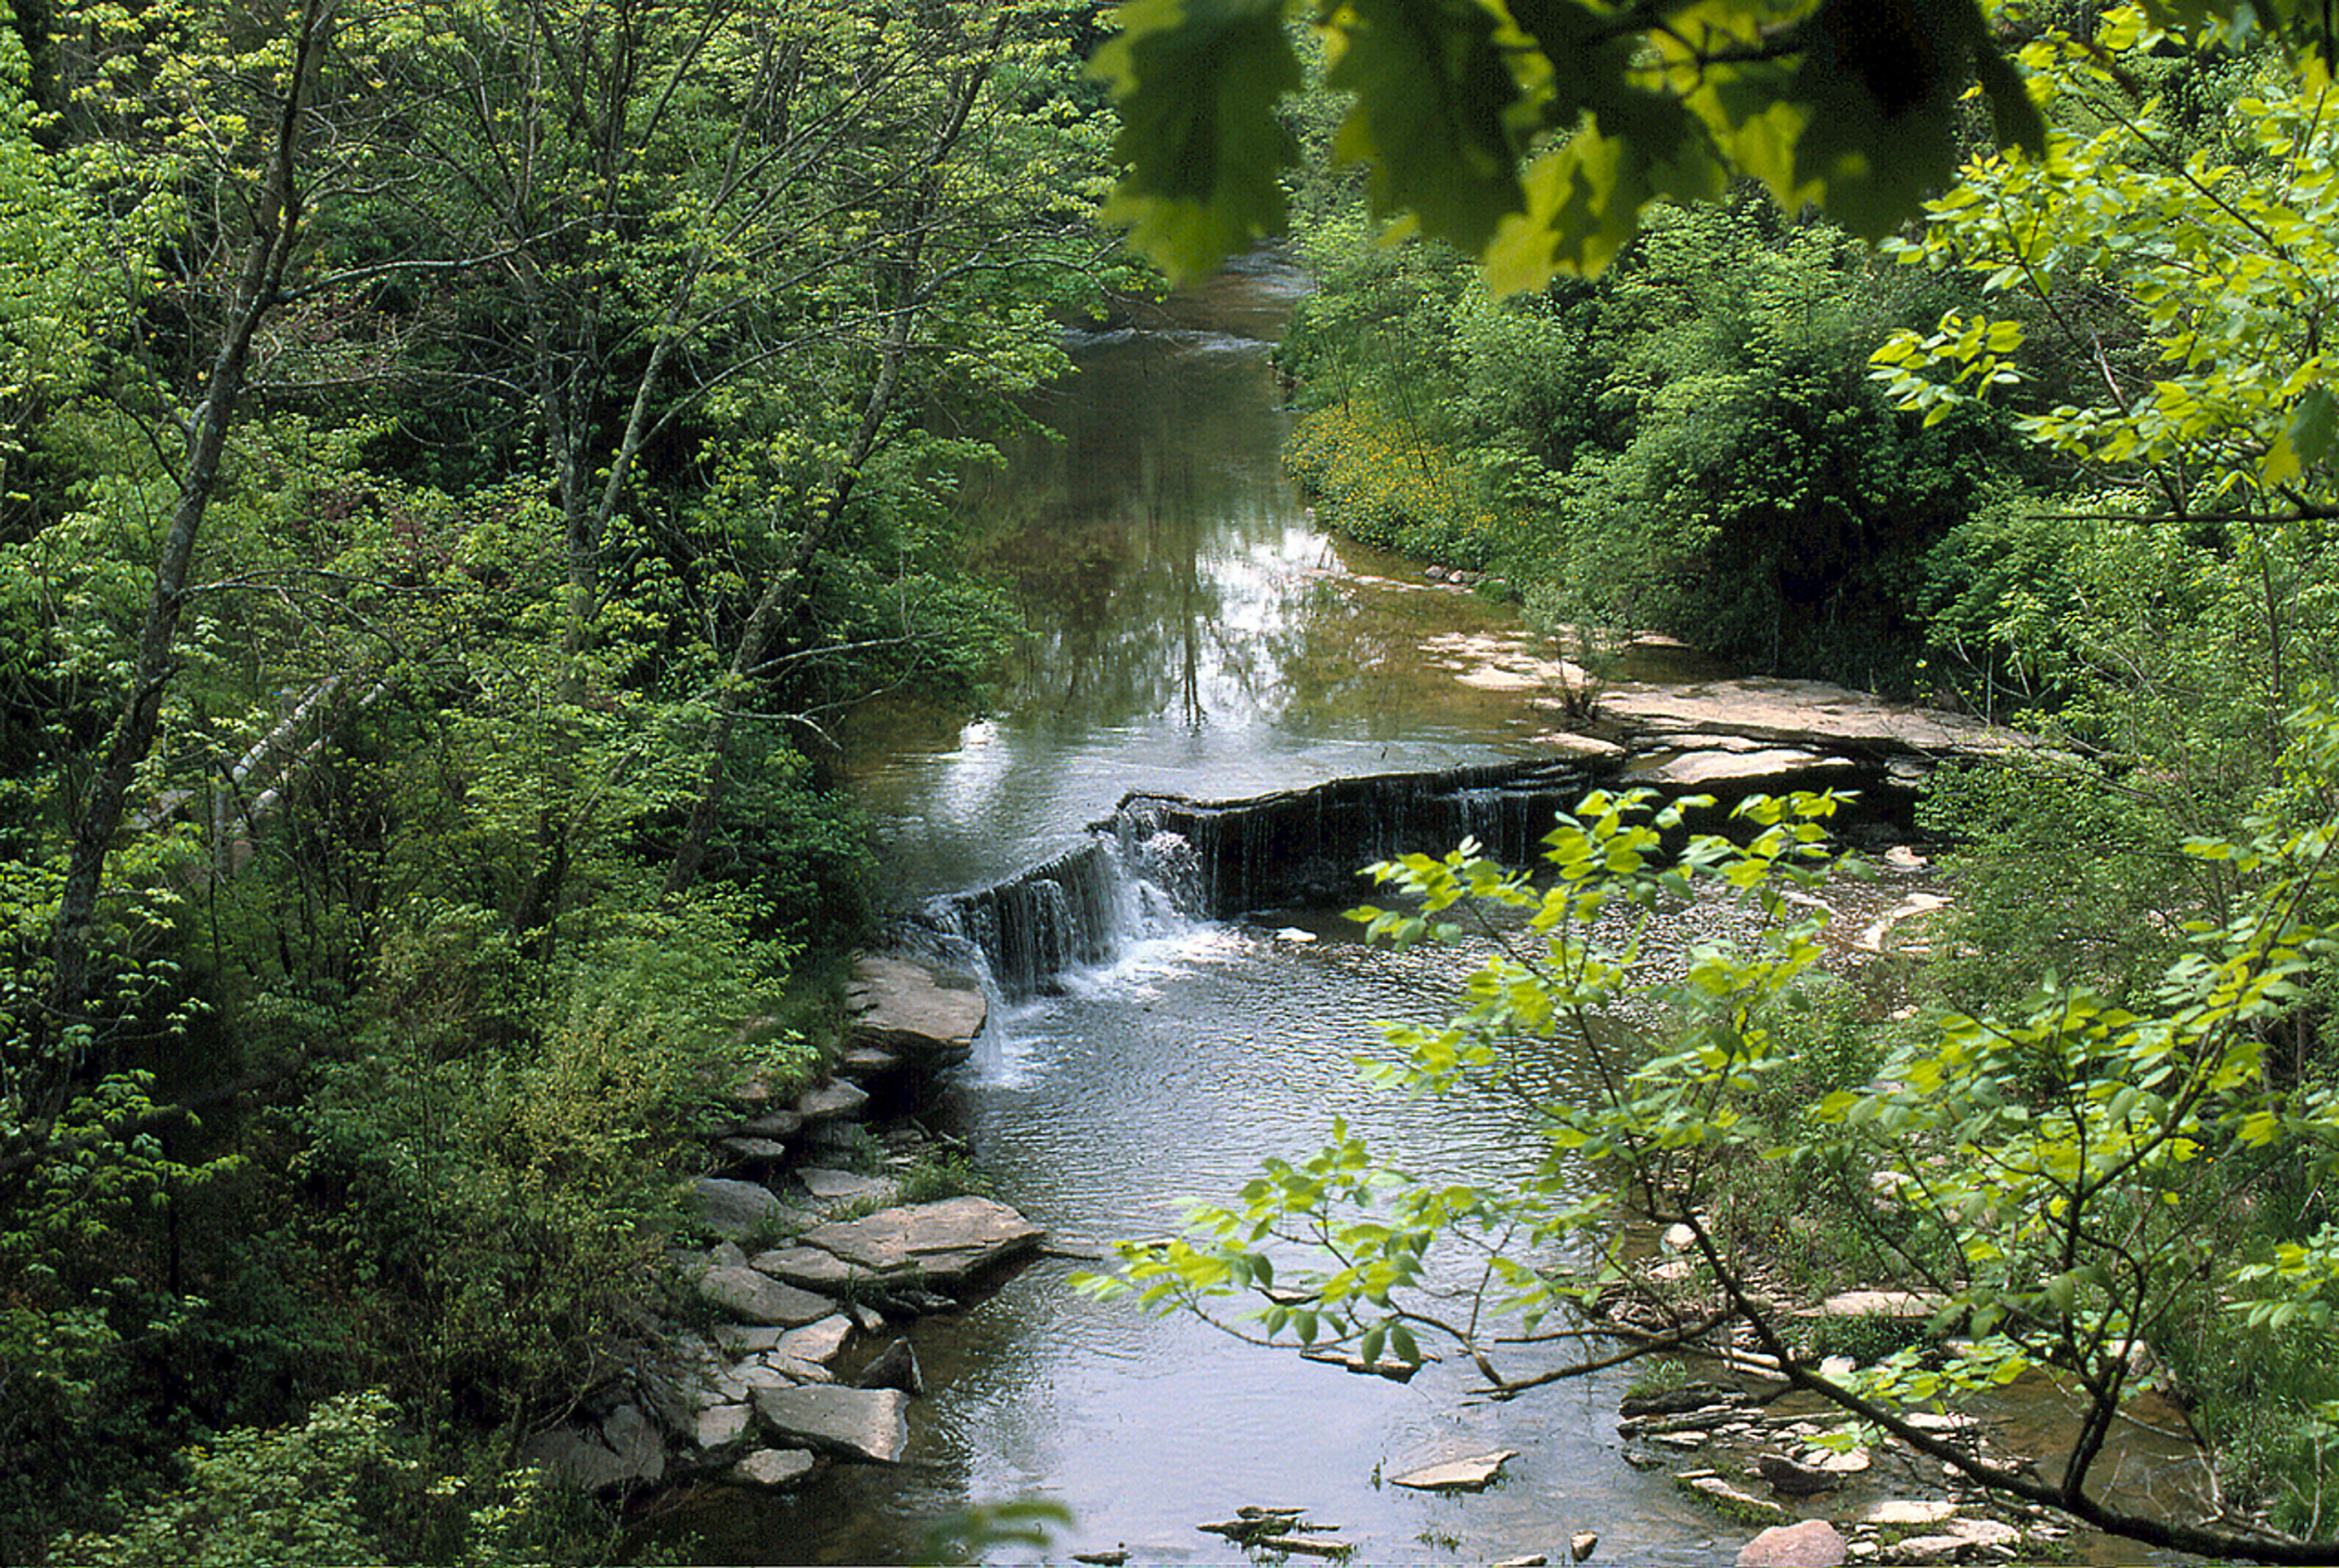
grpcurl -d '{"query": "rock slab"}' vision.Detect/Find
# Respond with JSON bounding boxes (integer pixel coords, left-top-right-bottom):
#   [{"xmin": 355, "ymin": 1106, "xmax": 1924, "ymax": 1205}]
[
  {"xmin": 1390, "ymin": 1450, "xmax": 1517, "ymax": 1492},
  {"xmin": 847, "ymin": 954, "xmax": 987, "ymax": 1064},
  {"xmin": 753, "ymin": 1383, "xmax": 910, "ymax": 1464},
  {"xmin": 1735, "ymin": 1519, "xmax": 1847, "ymax": 1567},
  {"xmin": 697, "ymin": 1266, "xmax": 839, "ymax": 1327},
  {"xmin": 797, "ymin": 1195, "xmax": 1045, "ymax": 1287}
]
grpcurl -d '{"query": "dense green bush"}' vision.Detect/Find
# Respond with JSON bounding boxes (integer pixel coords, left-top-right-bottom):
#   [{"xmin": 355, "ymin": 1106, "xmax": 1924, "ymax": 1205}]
[{"xmin": 1279, "ymin": 200, "xmax": 2031, "ymax": 687}]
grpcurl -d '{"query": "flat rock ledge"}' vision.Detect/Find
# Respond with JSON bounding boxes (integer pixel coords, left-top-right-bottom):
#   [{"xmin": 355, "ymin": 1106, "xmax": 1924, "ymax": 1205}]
[
  {"xmin": 753, "ymin": 1195, "xmax": 1045, "ymax": 1291},
  {"xmin": 1390, "ymin": 1450, "xmax": 1517, "ymax": 1492},
  {"xmin": 845, "ymin": 953, "xmax": 986, "ymax": 1067},
  {"xmin": 752, "ymin": 1384, "xmax": 911, "ymax": 1464},
  {"xmin": 1601, "ymin": 677, "xmax": 2034, "ymax": 760}
]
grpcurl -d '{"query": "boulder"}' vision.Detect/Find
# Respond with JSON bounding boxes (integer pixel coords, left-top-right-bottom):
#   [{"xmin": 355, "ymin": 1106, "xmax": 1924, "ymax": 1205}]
[
  {"xmin": 845, "ymin": 953, "xmax": 987, "ymax": 1064},
  {"xmin": 599, "ymin": 1402, "xmax": 666, "ymax": 1485},
  {"xmin": 697, "ymin": 1266, "xmax": 841, "ymax": 1327},
  {"xmin": 753, "ymin": 1383, "xmax": 911, "ymax": 1464},
  {"xmin": 690, "ymin": 1178, "xmax": 783, "ymax": 1241},
  {"xmin": 1752, "ymin": 1452, "xmax": 1839, "ymax": 1496},
  {"xmin": 1735, "ymin": 1519, "xmax": 1847, "ymax": 1567},
  {"xmin": 727, "ymin": 1447, "xmax": 817, "ymax": 1487},
  {"xmin": 695, "ymin": 1402, "xmax": 753, "ymax": 1451},
  {"xmin": 1389, "ymin": 1450, "xmax": 1517, "ymax": 1492},
  {"xmin": 519, "ymin": 1425, "xmax": 638, "ymax": 1492}
]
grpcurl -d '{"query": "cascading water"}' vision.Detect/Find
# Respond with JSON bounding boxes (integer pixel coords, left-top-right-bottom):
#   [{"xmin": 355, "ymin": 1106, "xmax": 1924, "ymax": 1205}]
[{"xmin": 909, "ymin": 757, "xmax": 1608, "ymax": 1011}]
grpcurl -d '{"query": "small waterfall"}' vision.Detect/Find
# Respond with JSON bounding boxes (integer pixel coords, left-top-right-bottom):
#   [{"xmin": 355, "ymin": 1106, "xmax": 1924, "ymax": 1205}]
[
  {"xmin": 911, "ymin": 758, "xmax": 1610, "ymax": 1003},
  {"xmin": 1111, "ymin": 757, "xmax": 1601, "ymax": 917},
  {"xmin": 918, "ymin": 836, "xmax": 1180, "ymax": 1002}
]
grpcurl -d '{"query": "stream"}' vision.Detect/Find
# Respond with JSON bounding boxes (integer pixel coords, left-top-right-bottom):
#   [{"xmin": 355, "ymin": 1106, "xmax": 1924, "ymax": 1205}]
[{"xmin": 658, "ymin": 255, "xmax": 2208, "ymax": 1566}]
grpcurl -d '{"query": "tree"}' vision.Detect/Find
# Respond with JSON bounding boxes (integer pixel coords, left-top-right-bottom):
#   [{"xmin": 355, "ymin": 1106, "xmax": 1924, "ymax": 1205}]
[
  {"xmin": 1094, "ymin": 0, "xmax": 2335, "ymax": 286},
  {"xmin": 1085, "ymin": 744, "xmax": 2339, "ymax": 1561}
]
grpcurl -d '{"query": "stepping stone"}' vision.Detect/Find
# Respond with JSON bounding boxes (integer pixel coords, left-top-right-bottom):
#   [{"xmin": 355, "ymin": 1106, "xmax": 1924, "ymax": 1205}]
[
  {"xmin": 796, "ymin": 1080, "xmax": 869, "ymax": 1121},
  {"xmin": 753, "ymin": 1384, "xmax": 910, "ymax": 1464},
  {"xmin": 1390, "ymin": 1450, "xmax": 1517, "ymax": 1492},
  {"xmin": 797, "ymin": 1195, "xmax": 1044, "ymax": 1287},
  {"xmin": 750, "ymin": 1245, "xmax": 872, "ymax": 1290},
  {"xmin": 775, "ymin": 1315, "xmax": 853, "ymax": 1366},
  {"xmin": 796, "ymin": 1168, "xmax": 899, "ymax": 1207},
  {"xmin": 697, "ymin": 1266, "xmax": 840, "ymax": 1326},
  {"xmin": 1735, "ymin": 1519, "xmax": 1846, "ymax": 1567},
  {"xmin": 718, "ymin": 1136, "xmax": 791, "ymax": 1164},
  {"xmin": 696, "ymin": 1403, "xmax": 752, "ymax": 1450},
  {"xmin": 733, "ymin": 1109, "xmax": 803, "ymax": 1139},
  {"xmin": 727, "ymin": 1448, "xmax": 816, "ymax": 1487},
  {"xmin": 690, "ymin": 1178, "xmax": 781, "ymax": 1241}
]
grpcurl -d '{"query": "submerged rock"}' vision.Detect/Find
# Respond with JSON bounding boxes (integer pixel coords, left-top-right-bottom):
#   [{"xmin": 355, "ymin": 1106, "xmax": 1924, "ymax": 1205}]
[{"xmin": 726, "ymin": 1447, "xmax": 816, "ymax": 1487}]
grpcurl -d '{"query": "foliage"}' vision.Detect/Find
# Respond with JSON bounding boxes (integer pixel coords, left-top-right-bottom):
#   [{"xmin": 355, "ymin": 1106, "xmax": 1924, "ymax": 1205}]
[
  {"xmin": 1278, "ymin": 197, "xmax": 2023, "ymax": 683},
  {"xmin": 0, "ymin": 0, "xmax": 1113, "ymax": 1555},
  {"xmin": 48, "ymin": 1391, "xmax": 576, "ymax": 1568},
  {"xmin": 1085, "ymin": 716, "xmax": 2339, "ymax": 1556},
  {"xmin": 1095, "ymin": 0, "xmax": 2093, "ymax": 285}
]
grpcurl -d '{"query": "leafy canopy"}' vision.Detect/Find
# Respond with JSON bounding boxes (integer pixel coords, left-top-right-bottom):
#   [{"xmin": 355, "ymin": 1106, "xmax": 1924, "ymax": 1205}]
[{"xmin": 1096, "ymin": 0, "xmax": 2335, "ymax": 285}]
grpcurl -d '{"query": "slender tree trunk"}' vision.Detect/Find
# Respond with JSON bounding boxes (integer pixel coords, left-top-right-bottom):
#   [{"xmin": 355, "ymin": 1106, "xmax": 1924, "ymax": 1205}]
[{"xmin": 39, "ymin": 2, "xmax": 331, "ymax": 1086}]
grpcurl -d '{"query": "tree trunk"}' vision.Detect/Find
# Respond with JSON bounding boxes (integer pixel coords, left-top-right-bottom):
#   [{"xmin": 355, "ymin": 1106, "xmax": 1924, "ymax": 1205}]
[{"xmin": 38, "ymin": 1, "xmax": 331, "ymax": 1097}]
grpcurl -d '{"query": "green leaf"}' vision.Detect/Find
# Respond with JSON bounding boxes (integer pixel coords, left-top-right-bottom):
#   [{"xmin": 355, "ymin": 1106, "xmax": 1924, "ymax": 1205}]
[
  {"xmin": 1094, "ymin": 0, "xmax": 1304, "ymax": 280},
  {"xmin": 1327, "ymin": 0, "xmax": 1526, "ymax": 257}
]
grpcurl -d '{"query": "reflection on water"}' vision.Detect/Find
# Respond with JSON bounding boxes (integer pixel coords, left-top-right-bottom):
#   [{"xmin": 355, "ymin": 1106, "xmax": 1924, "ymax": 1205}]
[{"xmin": 843, "ymin": 258, "xmax": 1565, "ymax": 897}]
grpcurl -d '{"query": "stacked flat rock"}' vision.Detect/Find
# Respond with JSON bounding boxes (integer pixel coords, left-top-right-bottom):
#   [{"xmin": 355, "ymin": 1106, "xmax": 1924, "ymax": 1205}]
[{"xmin": 845, "ymin": 954, "xmax": 986, "ymax": 1066}]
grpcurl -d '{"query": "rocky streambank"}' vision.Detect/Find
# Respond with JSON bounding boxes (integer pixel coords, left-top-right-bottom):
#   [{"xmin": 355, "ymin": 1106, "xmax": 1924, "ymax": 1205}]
[{"xmin": 520, "ymin": 953, "xmax": 1039, "ymax": 1498}]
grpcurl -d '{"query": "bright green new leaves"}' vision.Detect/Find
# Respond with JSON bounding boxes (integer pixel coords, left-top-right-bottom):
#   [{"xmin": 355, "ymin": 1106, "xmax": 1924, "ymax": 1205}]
[
  {"xmin": 1098, "ymin": 0, "xmax": 2048, "ymax": 284},
  {"xmin": 1087, "ymin": 716, "xmax": 2339, "ymax": 1549},
  {"xmin": 1082, "ymin": 788, "xmax": 1849, "ymax": 1382},
  {"xmin": 1873, "ymin": 14, "xmax": 2339, "ymax": 500}
]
